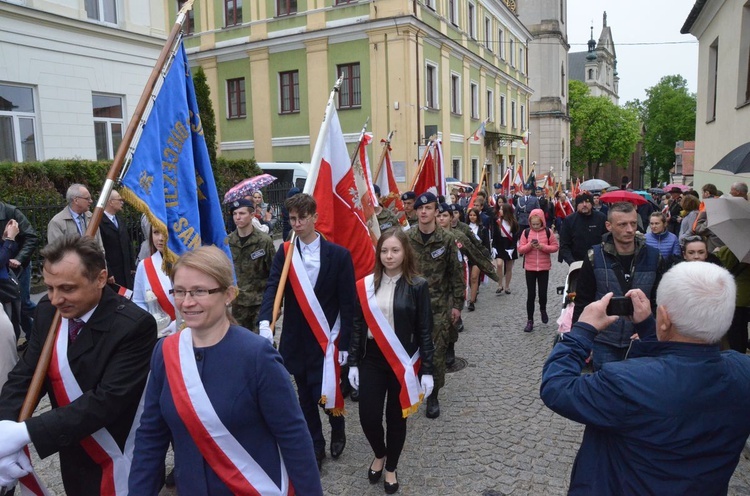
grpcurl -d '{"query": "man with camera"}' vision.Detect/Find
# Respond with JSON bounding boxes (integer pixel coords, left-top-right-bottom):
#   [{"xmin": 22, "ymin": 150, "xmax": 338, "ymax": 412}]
[
  {"xmin": 541, "ymin": 262, "xmax": 750, "ymax": 495},
  {"xmin": 572, "ymin": 202, "xmax": 664, "ymax": 370}
]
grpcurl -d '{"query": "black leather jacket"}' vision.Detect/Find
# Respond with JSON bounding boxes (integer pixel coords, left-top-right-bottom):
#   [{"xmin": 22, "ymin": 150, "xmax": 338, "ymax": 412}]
[
  {"xmin": 348, "ymin": 276, "xmax": 435, "ymax": 375},
  {"xmin": 0, "ymin": 202, "xmax": 38, "ymax": 268}
]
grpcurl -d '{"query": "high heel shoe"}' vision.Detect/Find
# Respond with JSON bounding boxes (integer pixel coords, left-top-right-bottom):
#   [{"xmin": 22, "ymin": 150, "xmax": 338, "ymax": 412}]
[
  {"xmin": 368, "ymin": 457, "xmax": 385, "ymax": 484},
  {"xmin": 384, "ymin": 470, "xmax": 399, "ymax": 494}
]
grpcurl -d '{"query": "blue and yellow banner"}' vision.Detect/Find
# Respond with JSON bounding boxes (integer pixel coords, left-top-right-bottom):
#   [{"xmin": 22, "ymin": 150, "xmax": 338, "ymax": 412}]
[{"xmin": 121, "ymin": 43, "xmax": 230, "ymax": 266}]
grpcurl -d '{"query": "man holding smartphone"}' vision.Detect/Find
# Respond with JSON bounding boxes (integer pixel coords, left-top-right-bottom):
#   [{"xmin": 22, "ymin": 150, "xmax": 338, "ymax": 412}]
[
  {"xmin": 572, "ymin": 202, "xmax": 664, "ymax": 370},
  {"xmin": 541, "ymin": 263, "xmax": 750, "ymax": 495}
]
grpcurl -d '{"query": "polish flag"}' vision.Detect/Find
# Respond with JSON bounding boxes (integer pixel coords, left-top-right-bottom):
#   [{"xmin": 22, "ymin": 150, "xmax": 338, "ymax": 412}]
[
  {"xmin": 413, "ymin": 144, "xmax": 438, "ymax": 197},
  {"xmin": 375, "ymin": 141, "xmax": 408, "ymax": 226},
  {"xmin": 499, "ymin": 168, "xmax": 511, "ymax": 196},
  {"xmin": 512, "ymin": 164, "xmax": 524, "ymax": 194},
  {"xmin": 305, "ymin": 105, "xmax": 375, "ymax": 280}
]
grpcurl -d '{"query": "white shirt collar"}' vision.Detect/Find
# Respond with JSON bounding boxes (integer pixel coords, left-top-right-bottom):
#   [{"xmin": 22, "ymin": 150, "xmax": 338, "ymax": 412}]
[
  {"xmin": 300, "ymin": 233, "xmax": 321, "ymax": 252},
  {"xmin": 382, "ymin": 273, "xmax": 402, "ymax": 285},
  {"xmin": 71, "ymin": 304, "xmax": 98, "ymax": 324}
]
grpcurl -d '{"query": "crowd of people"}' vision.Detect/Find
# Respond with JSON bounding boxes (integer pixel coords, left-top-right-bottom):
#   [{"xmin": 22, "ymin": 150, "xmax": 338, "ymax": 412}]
[{"xmin": 0, "ymin": 177, "xmax": 748, "ymax": 494}]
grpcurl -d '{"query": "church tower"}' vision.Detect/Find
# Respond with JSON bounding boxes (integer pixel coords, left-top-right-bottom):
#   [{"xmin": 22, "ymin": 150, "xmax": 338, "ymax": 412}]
[{"xmin": 517, "ymin": 0, "xmax": 571, "ymax": 186}]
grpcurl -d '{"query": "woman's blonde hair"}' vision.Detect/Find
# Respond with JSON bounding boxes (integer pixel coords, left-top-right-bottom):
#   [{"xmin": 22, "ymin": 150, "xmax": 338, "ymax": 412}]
[{"xmin": 171, "ymin": 246, "xmax": 238, "ymax": 324}]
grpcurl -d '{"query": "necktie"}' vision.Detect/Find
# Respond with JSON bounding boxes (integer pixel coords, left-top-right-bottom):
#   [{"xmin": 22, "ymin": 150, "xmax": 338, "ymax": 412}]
[
  {"xmin": 112, "ymin": 215, "xmax": 119, "ymax": 229},
  {"xmin": 77, "ymin": 214, "xmax": 86, "ymax": 236},
  {"xmin": 68, "ymin": 318, "xmax": 84, "ymax": 343}
]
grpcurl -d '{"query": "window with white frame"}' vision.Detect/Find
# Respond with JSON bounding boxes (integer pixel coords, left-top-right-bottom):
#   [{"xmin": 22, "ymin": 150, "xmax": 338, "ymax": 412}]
[
  {"xmin": 425, "ymin": 63, "xmax": 438, "ymax": 109},
  {"xmin": 519, "ymin": 47, "xmax": 525, "ymax": 73},
  {"xmin": 708, "ymin": 38, "xmax": 718, "ymax": 121},
  {"xmin": 509, "ymin": 39, "xmax": 515, "ymax": 66},
  {"xmin": 452, "ymin": 158, "xmax": 461, "ymax": 180},
  {"xmin": 225, "ymin": 0, "xmax": 242, "ymax": 26},
  {"xmin": 470, "ymin": 82, "xmax": 479, "ymax": 119},
  {"xmin": 486, "ymin": 89, "xmax": 494, "ymax": 121},
  {"xmin": 468, "ymin": 3, "xmax": 476, "ymax": 40},
  {"xmin": 498, "ymin": 29, "xmax": 505, "ymax": 59},
  {"xmin": 511, "ymin": 100, "xmax": 517, "ymax": 129},
  {"xmin": 451, "ymin": 73, "xmax": 461, "ymax": 114},
  {"xmin": 499, "ymin": 94, "xmax": 506, "ymax": 126},
  {"xmin": 177, "ymin": 0, "xmax": 195, "ymax": 34},
  {"xmin": 92, "ymin": 94, "xmax": 124, "ymax": 160},
  {"xmin": 520, "ymin": 104, "xmax": 526, "ymax": 131},
  {"xmin": 448, "ymin": 0, "xmax": 457, "ymax": 25},
  {"xmin": 424, "ymin": 0, "xmax": 435, "ymax": 10},
  {"xmin": 471, "ymin": 158, "xmax": 478, "ymax": 183},
  {"xmin": 85, "ymin": 0, "xmax": 117, "ymax": 23},
  {"xmin": 739, "ymin": 3, "xmax": 750, "ymax": 105},
  {"xmin": 276, "ymin": 0, "xmax": 296, "ymax": 17},
  {"xmin": 0, "ymin": 84, "xmax": 37, "ymax": 162},
  {"xmin": 227, "ymin": 78, "xmax": 246, "ymax": 118},
  {"xmin": 485, "ymin": 17, "xmax": 492, "ymax": 51}
]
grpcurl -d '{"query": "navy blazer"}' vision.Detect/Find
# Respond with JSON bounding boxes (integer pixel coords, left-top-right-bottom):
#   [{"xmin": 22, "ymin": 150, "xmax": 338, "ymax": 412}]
[
  {"xmin": 258, "ymin": 236, "xmax": 356, "ymax": 377},
  {"xmin": 100, "ymin": 213, "xmax": 135, "ymax": 289}
]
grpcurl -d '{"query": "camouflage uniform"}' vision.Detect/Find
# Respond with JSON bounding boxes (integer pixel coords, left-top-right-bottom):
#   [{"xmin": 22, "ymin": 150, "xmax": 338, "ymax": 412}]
[
  {"xmin": 406, "ymin": 213, "xmax": 418, "ymax": 227},
  {"xmin": 229, "ymin": 228, "xmax": 276, "ymax": 332},
  {"xmin": 406, "ymin": 226, "xmax": 464, "ymax": 393},
  {"xmin": 447, "ymin": 228, "xmax": 499, "ymax": 344},
  {"xmin": 376, "ymin": 207, "xmax": 400, "ymax": 232},
  {"xmin": 454, "ymin": 221, "xmax": 491, "ymax": 259}
]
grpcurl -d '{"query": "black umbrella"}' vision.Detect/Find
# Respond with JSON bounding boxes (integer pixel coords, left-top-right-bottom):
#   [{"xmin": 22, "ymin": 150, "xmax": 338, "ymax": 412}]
[
  {"xmin": 648, "ymin": 187, "xmax": 665, "ymax": 195},
  {"xmin": 710, "ymin": 141, "xmax": 750, "ymax": 174}
]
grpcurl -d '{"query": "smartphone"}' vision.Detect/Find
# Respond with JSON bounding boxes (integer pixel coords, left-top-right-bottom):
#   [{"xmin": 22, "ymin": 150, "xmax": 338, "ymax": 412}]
[{"xmin": 606, "ymin": 296, "xmax": 634, "ymax": 316}]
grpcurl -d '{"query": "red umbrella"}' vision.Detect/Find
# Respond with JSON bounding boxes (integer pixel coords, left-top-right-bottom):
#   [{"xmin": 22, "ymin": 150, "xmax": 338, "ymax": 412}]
[
  {"xmin": 599, "ymin": 190, "xmax": 647, "ymax": 206},
  {"xmin": 223, "ymin": 174, "xmax": 277, "ymax": 204}
]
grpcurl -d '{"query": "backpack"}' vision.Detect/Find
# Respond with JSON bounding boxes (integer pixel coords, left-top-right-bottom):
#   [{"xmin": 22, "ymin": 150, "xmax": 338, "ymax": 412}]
[{"xmin": 523, "ymin": 226, "xmax": 551, "ymax": 242}]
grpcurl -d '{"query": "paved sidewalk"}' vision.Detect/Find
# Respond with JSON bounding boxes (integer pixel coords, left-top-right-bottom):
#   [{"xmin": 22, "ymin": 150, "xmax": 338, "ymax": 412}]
[{"xmin": 22, "ymin": 260, "xmax": 750, "ymax": 495}]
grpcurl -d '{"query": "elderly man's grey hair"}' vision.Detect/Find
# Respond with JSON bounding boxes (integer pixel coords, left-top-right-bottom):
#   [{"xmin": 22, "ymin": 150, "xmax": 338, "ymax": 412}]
[
  {"xmin": 65, "ymin": 183, "xmax": 87, "ymax": 204},
  {"xmin": 656, "ymin": 261, "xmax": 736, "ymax": 344}
]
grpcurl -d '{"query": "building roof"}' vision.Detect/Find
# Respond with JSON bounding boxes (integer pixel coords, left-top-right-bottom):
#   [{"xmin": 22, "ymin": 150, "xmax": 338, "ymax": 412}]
[
  {"xmin": 568, "ymin": 51, "xmax": 588, "ymax": 82},
  {"xmin": 681, "ymin": 0, "xmax": 708, "ymax": 34}
]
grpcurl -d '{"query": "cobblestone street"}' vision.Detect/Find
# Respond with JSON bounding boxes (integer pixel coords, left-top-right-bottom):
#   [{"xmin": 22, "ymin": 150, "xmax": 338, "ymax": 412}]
[{"xmin": 23, "ymin": 259, "xmax": 750, "ymax": 495}]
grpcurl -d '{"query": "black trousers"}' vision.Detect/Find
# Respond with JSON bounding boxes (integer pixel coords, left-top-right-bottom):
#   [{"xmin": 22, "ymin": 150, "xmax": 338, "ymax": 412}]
[
  {"xmin": 525, "ymin": 270, "xmax": 549, "ymax": 321},
  {"xmin": 294, "ymin": 371, "xmax": 345, "ymax": 456},
  {"xmin": 358, "ymin": 340, "xmax": 408, "ymax": 472},
  {"xmin": 726, "ymin": 307, "xmax": 750, "ymax": 353}
]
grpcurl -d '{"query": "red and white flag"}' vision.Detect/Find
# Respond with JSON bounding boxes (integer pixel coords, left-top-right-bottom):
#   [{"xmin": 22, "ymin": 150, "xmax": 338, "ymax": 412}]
[
  {"xmin": 512, "ymin": 164, "xmax": 524, "ymax": 194},
  {"xmin": 352, "ymin": 133, "xmax": 381, "ymax": 244},
  {"xmin": 375, "ymin": 141, "xmax": 407, "ymax": 227},
  {"xmin": 305, "ymin": 104, "xmax": 375, "ymax": 280},
  {"xmin": 522, "ymin": 130, "xmax": 530, "ymax": 146},
  {"xmin": 412, "ymin": 143, "xmax": 438, "ymax": 197},
  {"xmin": 499, "ymin": 168, "xmax": 511, "ymax": 196},
  {"xmin": 435, "ymin": 140, "xmax": 446, "ymax": 197}
]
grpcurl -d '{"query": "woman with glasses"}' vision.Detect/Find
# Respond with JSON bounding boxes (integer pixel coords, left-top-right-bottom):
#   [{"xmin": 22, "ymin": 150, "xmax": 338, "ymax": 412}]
[
  {"xmin": 129, "ymin": 246, "xmax": 322, "ymax": 495},
  {"xmin": 133, "ymin": 226, "xmax": 177, "ymax": 337}
]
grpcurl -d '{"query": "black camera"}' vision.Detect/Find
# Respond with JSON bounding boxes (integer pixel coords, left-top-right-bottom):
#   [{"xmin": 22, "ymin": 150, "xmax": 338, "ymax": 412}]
[{"xmin": 606, "ymin": 296, "xmax": 633, "ymax": 316}]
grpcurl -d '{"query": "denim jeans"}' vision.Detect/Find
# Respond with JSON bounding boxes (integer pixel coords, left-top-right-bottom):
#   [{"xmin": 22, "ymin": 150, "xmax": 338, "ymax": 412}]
[{"xmin": 592, "ymin": 341, "xmax": 629, "ymax": 371}]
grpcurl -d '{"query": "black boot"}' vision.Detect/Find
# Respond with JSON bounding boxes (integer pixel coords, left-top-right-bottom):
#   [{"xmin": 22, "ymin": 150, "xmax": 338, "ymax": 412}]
[
  {"xmin": 446, "ymin": 342, "xmax": 456, "ymax": 369},
  {"xmin": 426, "ymin": 392, "xmax": 440, "ymax": 418}
]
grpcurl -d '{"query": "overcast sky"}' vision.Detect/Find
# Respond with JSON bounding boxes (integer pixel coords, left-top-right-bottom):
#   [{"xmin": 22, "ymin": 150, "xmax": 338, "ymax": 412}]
[{"xmin": 566, "ymin": 0, "xmax": 698, "ymax": 105}]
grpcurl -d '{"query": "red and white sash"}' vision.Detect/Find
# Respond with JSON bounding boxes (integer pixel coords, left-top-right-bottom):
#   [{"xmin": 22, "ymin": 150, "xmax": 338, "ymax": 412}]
[
  {"xmin": 143, "ymin": 252, "xmax": 175, "ymax": 321},
  {"xmin": 162, "ymin": 329, "xmax": 292, "ymax": 496},
  {"xmin": 355, "ymin": 275, "xmax": 424, "ymax": 418},
  {"xmin": 30, "ymin": 318, "xmax": 143, "ymax": 495},
  {"xmin": 283, "ymin": 242, "xmax": 344, "ymax": 414},
  {"xmin": 18, "ymin": 446, "xmax": 51, "ymax": 496}
]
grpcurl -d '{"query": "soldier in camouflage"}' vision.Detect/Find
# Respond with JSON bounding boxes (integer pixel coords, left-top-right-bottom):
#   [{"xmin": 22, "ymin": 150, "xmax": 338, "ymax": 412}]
[
  {"xmin": 373, "ymin": 184, "xmax": 400, "ymax": 232},
  {"xmin": 451, "ymin": 204, "xmax": 492, "ymax": 259},
  {"xmin": 406, "ymin": 193, "xmax": 464, "ymax": 419},
  {"xmin": 401, "ymin": 191, "xmax": 418, "ymax": 227},
  {"xmin": 228, "ymin": 199, "xmax": 276, "ymax": 332}
]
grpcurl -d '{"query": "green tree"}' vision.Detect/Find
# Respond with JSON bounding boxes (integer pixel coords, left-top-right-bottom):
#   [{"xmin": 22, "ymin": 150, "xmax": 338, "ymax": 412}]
[
  {"xmin": 637, "ymin": 75, "xmax": 696, "ymax": 186},
  {"xmin": 192, "ymin": 66, "xmax": 217, "ymax": 165},
  {"xmin": 568, "ymin": 80, "xmax": 641, "ymax": 178}
]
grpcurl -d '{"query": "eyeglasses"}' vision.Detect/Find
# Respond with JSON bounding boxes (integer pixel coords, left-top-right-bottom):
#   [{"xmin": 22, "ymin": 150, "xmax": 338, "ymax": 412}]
[
  {"xmin": 77, "ymin": 196, "xmax": 93, "ymax": 202},
  {"xmin": 110, "ymin": 198, "xmax": 125, "ymax": 203},
  {"xmin": 289, "ymin": 215, "xmax": 311, "ymax": 225},
  {"xmin": 170, "ymin": 287, "xmax": 224, "ymax": 299}
]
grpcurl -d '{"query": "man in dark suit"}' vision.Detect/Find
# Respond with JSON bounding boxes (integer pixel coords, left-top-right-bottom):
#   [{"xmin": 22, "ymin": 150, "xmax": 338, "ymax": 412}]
[
  {"xmin": 0, "ymin": 236, "xmax": 156, "ymax": 494},
  {"xmin": 100, "ymin": 189, "xmax": 135, "ymax": 289},
  {"xmin": 258, "ymin": 193, "xmax": 356, "ymax": 470}
]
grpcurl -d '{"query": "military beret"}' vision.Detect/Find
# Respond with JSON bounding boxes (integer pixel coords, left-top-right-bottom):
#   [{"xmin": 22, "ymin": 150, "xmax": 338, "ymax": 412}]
[
  {"xmin": 373, "ymin": 184, "xmax": 381, "ymax": 196},
  {"xmin": 229, "ymin": 198, "xmax": 254, "ymax": 212},
  {"xmin": 414, "ymin": 192, "xmax": 437, "ymax": 208},
  {"xmin": 449, "ymin": 203, "xmax": 460, "ymax": 213},
  {"xmin": 401, "ymin": 191, "xmax": 416, "ymax": 201},
  {"xmin": 493, "ymin": 183, "xmax": 502, "ymax": 189},
  {"xmin": 437, "ymin": 202, "xmax": 451, "ymax": 213}
]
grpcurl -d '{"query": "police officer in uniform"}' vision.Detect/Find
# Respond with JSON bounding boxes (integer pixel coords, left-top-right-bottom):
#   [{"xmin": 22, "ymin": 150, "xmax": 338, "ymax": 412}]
[
  {"xmin": 228, "ymin": 199, "xmax": 276, "ymax": 332},
  {"xmin": 406, "ymin": 193, "xmax": 463, "ymax": 418}
]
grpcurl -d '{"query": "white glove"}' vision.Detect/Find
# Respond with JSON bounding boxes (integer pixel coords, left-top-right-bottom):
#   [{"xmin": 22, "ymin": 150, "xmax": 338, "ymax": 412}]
[
  {"xmin": 348, "ymin": 366, "xmax": 359, "ymax": 390},
  {"xmin": 338, "ymin": 351, "xmax": 348, "ymax": 366},
  {"xmin": 158, "ymin": 320, "xmax": 177, "ymax": 338},
  {"xmin": 0, "ymin": 450, "xmax": 32, "ymax": 487},
  {"xmin": 258, "ymin": 321, "xmax": 273, "ymax": 343},
  {"xmin": 491, "ymin": 248, "xmax": 498, "ymax": 259},
  {"xmin": 0, "ymin": 422, "xmax": 30, "ymax": 459},
  {"xmin": 420, "ymin": 375, "xmax": 434, "ymax": 399}
]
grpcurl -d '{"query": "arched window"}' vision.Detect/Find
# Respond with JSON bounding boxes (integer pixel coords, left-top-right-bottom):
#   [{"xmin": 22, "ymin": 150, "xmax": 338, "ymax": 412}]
[{"xmin": 588, "ymin": 68, "xmax": 594, "ymax": 80}]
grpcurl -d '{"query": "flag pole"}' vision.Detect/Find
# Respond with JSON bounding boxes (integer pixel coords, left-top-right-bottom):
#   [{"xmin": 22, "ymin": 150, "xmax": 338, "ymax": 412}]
[
  {"xmin": 409, "ymin": 137, "xmax": 435, "ymax": 191},
  {"xmin": 17, "ymin": 1, "xmax": 194, "ymax": 422},
  {"xmin": 372, "ymin": 131, "xmax": 395, "ymax": 183},
  {"xmin": 269, "ymin": 77, "xmax": 344, "ymax": 331}
]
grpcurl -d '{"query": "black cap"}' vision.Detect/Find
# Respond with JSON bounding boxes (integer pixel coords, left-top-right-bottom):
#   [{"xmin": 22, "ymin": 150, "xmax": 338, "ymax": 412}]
[
  {"xmin": 449, "ymin": 203, "xmax": 460, "ymax": 213},
  {"xmin": 493, "ymin": 183, "xmax": 502, "ymax": 189},
  {"xmin": 373, "ymin": 184, "xmax": 381, "ymax": 196},
  {"xmin": 437, "ymin": 202, "xmax": 451, "ymax": 213},
  {"xmin": 414, "ymin": 192, "xmax": 438, "ymax": 208},
  {"xmin": 229, "ymin": 198, "xmax": 254, "ymax": 213},
  {"xmin": 575, "ymin": 193, "xmax": 593, "ymax": 208},
  {"xmin": 401, "ymin": 191, "xmax": 416, "ymax": 201}
]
